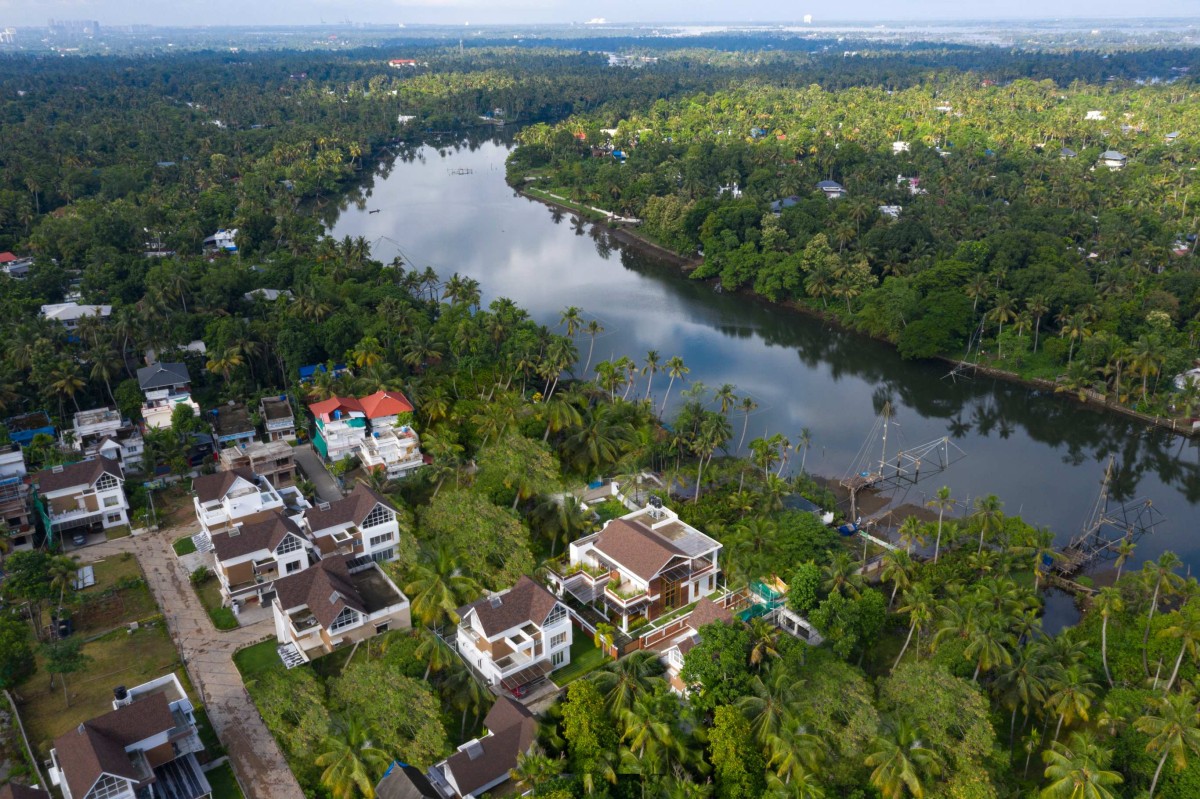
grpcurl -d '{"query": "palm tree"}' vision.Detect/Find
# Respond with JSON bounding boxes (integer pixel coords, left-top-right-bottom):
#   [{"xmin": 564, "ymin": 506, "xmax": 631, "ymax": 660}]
[
  {"xmin": 1143, "ymin": 552, "xmax": 1185, "ymax": 675},
  {"xmin": 444, "ymin": 665, "xmax": 492, "ymax": 738},
  {"xmin": 315, "ymin": 718, "xmax": 390, "ymax": 799},
  {"xmin": 413, "ymin": 627, "xmax": 457, "ymax": 680},
  {"xmin": 49, "ymin": 361, "xmax": 86, "ymax": 419},
  {"xmin": 995, "ymin": 643, "xmax": 1050, "ymax": 746},
  {"xmin": 926, "ymin": 486, "xmax": 954, "ymax": 564},
  {"xmin": 736, "ymin": 396, "xmax": 759, "ymax": 451},
  {"xmin": 713, "ymin": 383, "xmax": 738, "ymax": 416},
  {"xmin": 1114, "ymin": 537, "xmax": 1136, "ymax": 581},
  {"xmin": 1161, "ymin": 610, "xmax": 1200, "ymax": 694},
  {"xmin": 402, "ymin": 546, "xmax": 482, "ymax": 627},
  {"xmin": 48, "ymin": 555, "xmax": 79, "ymax": 612},
  {"xmin": 206, "ymin": 347, "xmax": 244, "ymax": 383},
  {"xmin": 864, "ymin": 717, "xmax": 943, "ymax": 799},
  {"xmin": 582, "ymin": 319, "xmax": 604, "ymax": 373},
  {"xmin": 659, "ymin": 356, "xmax": 689, "ymax": 414},
  {"xmin": 1136, "ymin": 691, "xmax": 1200, "ymax": 798},
  {"xmin": 897, "ymin": 517, "xmax": 925, "ymax": 555},
  {"xmin": 559, "ymin": 306, "xmax": 583, "ymax": 337},
  {"xmin": 821, "ymin": 551, "xmax": 863, "ymax": 599},
  {"xmin": 737, "ymin": 669, "xmax": 804, "ymax": 743},
  {"xmin": 970, "ymin": 494, "xmax": 1004, "ymax": 555},
  {"xmin": 893, "ymin": 584, "xmax": 935, "ymax": 670},
  {"xmin": 1027, "ymin": 295, "xmax": 1050, "ymax": 353},
  {"xmin": 510, "ymin": 749, "xmax": 563, "ymax": 795},
  {"xmin": 881, "ymin": 549, "xmax": 915, "ymax": 609},
  {"xmin": 987, "ymin": 294, "xmax": 1017, "ymax": 358},
  {"xmin": 641, "ymin": 350, "xmax": 661, "ymax": 402},
  {"xmin": 588, "ymin": 650, "xmax": 662, "ymax": 715},
  {"xmin": 795, "ymin": 427, "xmax": 813, "ymax": 474},
  {"xmin": 1093, "ymin": 587, "xmax": 1123, "ymax": 688},
  {"xmin": 748, "ymin": 617, "xmax": 782, "ymax": 670},
  {"xmin": 1048, "ymin": 663, "xmax": 1098, "ymax": 741},
  {"xmin": 1040, "ymin": 731, "xmax": 1123, "ymax": 799}
]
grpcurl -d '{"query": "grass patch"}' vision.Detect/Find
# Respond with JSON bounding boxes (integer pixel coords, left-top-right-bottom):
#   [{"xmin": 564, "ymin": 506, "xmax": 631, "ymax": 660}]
[
  {"xmin": 67, "ymin": 554, "xmax": 158, "ymax": 636},
  {"xmin": 233, "ymin": 640, "xmax": 284, "ymax": 685},
  {"xmin": 205, "ymin": 761, "xmax": 245, "ymax": 799},
  {"xmin": 173, "ymin": 535, "xmax": 198, "ymax": 556},
  {"xmin": 194, "ymin": 578, "xmax": 239, "ymax": 631},
  {"xmin": 553, "ymin": 631, "xmax": 610, "ymax": 685},
  {"xmin": 16, "ymin": 624, "xmax": 183, "ymax": 755},
  {"xmin": 105, "ymin": 526, "xmax": 132, "ymax": 540},
  {"xmin": 192, "ymin": 705, "xmax": 225, "ymax": 757}
]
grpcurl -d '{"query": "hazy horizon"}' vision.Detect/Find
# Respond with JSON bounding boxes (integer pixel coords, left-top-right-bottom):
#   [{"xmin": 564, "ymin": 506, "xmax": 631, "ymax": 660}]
[{"xmin": 5, "ymin": 0, "xmax": 1197, "ymax": 29}]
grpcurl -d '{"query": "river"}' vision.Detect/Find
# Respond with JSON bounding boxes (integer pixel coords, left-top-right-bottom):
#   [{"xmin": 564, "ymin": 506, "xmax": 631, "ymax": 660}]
[{"xmin": 325, "ymin": 133, "xmax": 1200, "ymax": 608}]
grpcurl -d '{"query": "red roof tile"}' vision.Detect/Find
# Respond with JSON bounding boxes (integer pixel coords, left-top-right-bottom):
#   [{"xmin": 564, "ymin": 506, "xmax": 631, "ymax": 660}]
[
  {"xmin": 359, "ymin": 391, "xmax": 414, "ymax": 419},
  {"xmin": 308, "ymin": 396, "xmax": 364, "ymax": 421}
]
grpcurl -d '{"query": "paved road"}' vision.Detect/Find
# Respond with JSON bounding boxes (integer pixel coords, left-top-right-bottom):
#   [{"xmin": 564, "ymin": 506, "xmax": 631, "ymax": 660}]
[
  {"xmin": 292, "ymin": 445, "xmax": 343, "ymax": 504},
  {"xmin": 83, "ymin": 528, "xmax": 307, "ymax": 799}
]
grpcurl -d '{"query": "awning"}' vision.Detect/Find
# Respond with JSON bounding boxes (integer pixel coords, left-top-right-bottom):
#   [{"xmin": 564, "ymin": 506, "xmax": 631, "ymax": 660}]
[
  {"xmin": 660, "ymin": 562, "xmax": 693, "ymax": 583},
  {"xmin": 603, "ymin": 594, "xmax": 650, "ymax": 615},
  {"xmin": 500, "ymin": 662, "xmax": 550, "ymax": 691}
]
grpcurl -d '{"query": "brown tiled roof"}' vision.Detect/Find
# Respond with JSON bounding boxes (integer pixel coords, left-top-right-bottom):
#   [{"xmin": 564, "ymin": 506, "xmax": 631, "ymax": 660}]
[
  {"xmin": 271, "ymin": 554, "xmax": 366, "ymax": 629},
  {"xmin": 687, "ymin": 597, "xmax": 734, "ymax": 631},
  {"xmin": 52, "ymin": 693, "xmax": 173, "ymax": 799},
  {"xmin": 443, "ymin": 698, "xmax": 537, "ymax": 797},
  {"xmin": 211, "ymin": 511, "xmax": 304, "ymax": 561},
  {"xmin": 0, "ymin": 784, "xmax": 51, "ymax": 799},
  {"xmin": 304, "ymin": 483, "xmax": 393, "ymax": 532},
  {"xmin": 593, "ymin": 519, "xmax": 684, "ymax": 582},
  {"xmin": 192, "ymin": 467, "xmax": 258, "ymax": 504},
  {"xmin": 375, "ymin": 764, "xmax": 439, "ymax": 799},
  {"xmin": 34, "ymin": 456, "xmax": 123, "ymax": 494},
  {"xmin": 459, "ymin": 576, "xmax": 558, "ymax": 638}
]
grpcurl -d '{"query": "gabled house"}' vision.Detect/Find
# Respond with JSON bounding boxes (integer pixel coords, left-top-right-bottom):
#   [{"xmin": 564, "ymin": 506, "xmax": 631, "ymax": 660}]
[
  {"xmin": 137, "ymin": 363, "xmax": 200, "ymax": 430},
  {"xmin": 0, "ymin": 251, "xmax": 33, "ymax": 279},
  {"xmin": 1099, "ymin": 150, "xmax": 1127, "ymax": 170},
  {"xmin": 0, "ymin": 443, "xmax": 34, "ymax": 551},
  {"xmin": 816, "ymin": 180, "xmax": 846, "ymax": 199},
  {"xmin": 551, "ymin": 501, "xmax": 721, "ymax": 632},
  {"xmin": 456, "ymin": 576, "xmax": 572, "ymax": 695},
  {"xmin": 303, "ymin": 483, "xmax": 404, "ymax": 566},
  {"xmin": 360, "ymin": 390, "xmax": 415, "ymax": 430},
  {"xmin": 40, "ymin": 302, "xmax": 111, "ymax": 330},
  {"xmin": 47, "ymin": 673, "xmax": 210, "ymax": 799},
  {"xmin": 268, "ymin": 553, "xmax": 410, "ymax": 667},
  {"xmin": 34, "ymin": 456, "xmax": 128, "ymax": 547},
  {"xmin": 309, "ymin": 397, "xmax": 368, "ymax": 462},
  {"xmin": 428, "ymin": 698, "xmax": 538, "ymax": 799},
  {"xmin": 192, "ymin": 467, "xmax": 309, "ymax": 540},
  {"xmin": 209, "ymin": 510, "xmax": 315, "ymax": 604},
  {"xmin": 259, "ymin": 395, "xmax": 296, "ymax": 441}
]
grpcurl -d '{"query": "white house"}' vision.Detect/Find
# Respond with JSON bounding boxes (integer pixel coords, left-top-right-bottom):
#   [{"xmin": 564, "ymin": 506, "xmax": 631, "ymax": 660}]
[
  {"xmin": 309, "ymin": 397, "xmax": 369, "ymax": 463},
  {"xmin": 1099, "ymin": 150, "xmax": 1127, "ymax": 170},
  {"xmin": 269, "ymin": 554, "xmax": 411, "ymax": 667},
  {"xmin": 137, "ymin": 362, "xmax": 201, "ymax": 430},
  {"xmin": 192, "ymin": 467, "xmax": 309, "ymax": 542},
  {"xmin": 303, "ymin": 484, "xmax": 404, "ymax": 566},
  {"xmin": 34, "ymin": 457, "xmax": 128, "ymax": 547},
  {"xmin": 47, "ymin": 672, "xmax": 209, "ymax": 799},
  {"xmin": 816, "ymin": 180, "xmax": 847, "ymax": 199},
  {"xmin": 203, "ymin": 228, "xmax": 238, "ymax": 252},
  {"xmin": 358, "ymin": 427, "xmax": 423, "ymax": 480},
  {"xmin": 209, "ymin": 510, "xmax": 315, "ymax": 604},
  {"xmin": 891, "ymin": 140, "xmax": 910, "ymax": 154},
  {"xmin": 456, "ymin": 576, "xmax": 572, "ymax": 696},
  {"xmin": 40, "ymin": 302, "xmax": 111, "ymax": 330},
  {"xmin": 0, "ymin": 443, "xmax": 33, "ymax": 551},
  {"xmin": 428, "ymin": 698, "xmax": 538, "ymax": 799},
  {"xmin": 550, "ymin": 501, "xmax": 722, "ymax": 632},
  {"xmin": 1085, "ymin": 110, "xmax": 1106, "ymax": 121},
  {"xmin": 878, "ymin": 205, "xmax": 903, "ymax": 219},
  {"xmin": 70, "ymin": 407, "xmax": 144, "ymax": 472}
]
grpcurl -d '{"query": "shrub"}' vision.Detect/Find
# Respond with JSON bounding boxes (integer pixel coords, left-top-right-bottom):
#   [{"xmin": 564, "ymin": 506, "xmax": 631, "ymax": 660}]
[{"xmin": 190, "ymin": 565, "xmax": 212, "ymax": 585}]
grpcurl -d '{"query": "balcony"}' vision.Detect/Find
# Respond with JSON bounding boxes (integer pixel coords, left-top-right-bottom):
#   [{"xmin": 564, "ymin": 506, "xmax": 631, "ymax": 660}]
[{"xmin": 605, "ymin": 579, "xmax": 650, "ymax": 606}]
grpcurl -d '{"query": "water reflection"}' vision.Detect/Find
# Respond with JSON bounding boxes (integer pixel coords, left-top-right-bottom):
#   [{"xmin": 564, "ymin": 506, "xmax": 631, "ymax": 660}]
[{"xmin": 326, "ymin": 134, "xmax": 1200, "ymax": 571}]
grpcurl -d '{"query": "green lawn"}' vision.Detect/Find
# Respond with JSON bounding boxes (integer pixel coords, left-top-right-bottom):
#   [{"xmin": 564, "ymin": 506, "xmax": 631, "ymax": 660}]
[
  {"xmin": 233, "ymin": 640, "xmax": 284, "ymax": 685},
  {"xmin": 205, "ymin": 761, "xmax": 245, "ymax": 799},
  {"xmin": 552, "ymin": 631, "xmax": 610, "ymax": 685},
  {"xmin": 192, "ymin": 706, "xmax": 225, "ymax": 756},
  {"xmin": 194, "ymin": 578, "xmax": 238, "ymax": 631},
  {"xmin": 105, "ymin": 526, "xmax": 132, "ymax": 540},
  {"xmin": 173, "ymin": 535, "xmax": 197, "ymax": 556}
]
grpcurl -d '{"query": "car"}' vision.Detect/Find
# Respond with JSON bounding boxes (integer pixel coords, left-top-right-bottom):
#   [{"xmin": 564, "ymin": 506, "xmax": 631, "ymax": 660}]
[{"xmin": 72, "ymin": 533, "xmax": 87, "ymax": 547}]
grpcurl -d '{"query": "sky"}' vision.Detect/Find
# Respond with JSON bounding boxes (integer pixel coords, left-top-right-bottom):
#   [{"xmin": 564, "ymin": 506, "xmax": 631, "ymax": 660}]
[{"xmin": 2, "ymin": 0, "xmax": 1194, "ymax": 28}]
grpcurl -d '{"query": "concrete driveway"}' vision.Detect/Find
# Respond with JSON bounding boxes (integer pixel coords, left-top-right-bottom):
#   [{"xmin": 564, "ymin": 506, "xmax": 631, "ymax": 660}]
[{"xmin": 293, "ymin": 444, "xmax": 344, "ymax": 503}]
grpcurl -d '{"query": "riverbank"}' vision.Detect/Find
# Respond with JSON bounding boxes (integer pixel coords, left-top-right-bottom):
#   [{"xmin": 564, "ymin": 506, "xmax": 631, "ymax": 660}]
[{"xmin": 516, "ymin": 187, "xmax": 1196, "ymax": 440}]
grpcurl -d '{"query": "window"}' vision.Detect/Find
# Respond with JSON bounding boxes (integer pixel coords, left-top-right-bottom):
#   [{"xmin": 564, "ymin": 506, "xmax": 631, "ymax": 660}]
[
  {"xmin": 375, "ymin": 623, "xmax": 389, "ymax": 634},
  {"xmin": 89, "ymin": 774, "xmax": 133, "ymax": 799},
  {"xmin": 371, "ymin": 548, "xmax": 395, "ymax": 564},
  {"xmin": 361, "ymin": 504, "xmax": 392, "ymax": 529},
  {"xmin": 106, "ymin": 513, "xmax": 123, "ymax": 523},
  {"xmin": 551, "ymin": 650, "xmax": 565, "ymax": 667},
  {"xmin": 330, "ymin": 607, "xmax": 359, "ymax": 633},
  {"xmin": 102, "ymin": 495, "xmax": 119, "ymax": 508},
  {"xmin": 662, "ymin": 579, "xmax": 681, "ymax": 611},
  {"xmin": 550, "ymin": 632, "xmax": 567, "ymax": 649},
  {"xmin": 368, "ymin": 532, "xmax": 393, "ymax": 548},
  {"xmin": 276, "ymin": 535, "xmax": 302, "ymax": 555},
  {"xmin": 286, "ymin": 561, "xmax": 302, "ymax": 574},
  {"xmin": 707, "ymin": 576, "xmax": 714, "ymax": 591},
  {"xmin": 95, "ymin": 473, "xmax": 119, "ymax": 491}
]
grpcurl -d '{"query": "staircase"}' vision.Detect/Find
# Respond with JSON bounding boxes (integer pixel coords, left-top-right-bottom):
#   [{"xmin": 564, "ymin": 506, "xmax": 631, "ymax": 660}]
[
  {"xmin": 191, "ymin": 531, "xmax": 213, "ymax": 554},
  {"xmin": 277, "ymin": 643, "xmax": 307, "ymax": 669}
]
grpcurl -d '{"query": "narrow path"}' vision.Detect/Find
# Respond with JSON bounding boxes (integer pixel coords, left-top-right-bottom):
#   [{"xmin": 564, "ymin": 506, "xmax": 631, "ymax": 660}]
[
  {"xmin": 82, "ymin": 528, "xmax": 307, "ymax": 799},
  {"xmin": 293, "ymin": 445, "xmax": 343, "ymax": 504}
]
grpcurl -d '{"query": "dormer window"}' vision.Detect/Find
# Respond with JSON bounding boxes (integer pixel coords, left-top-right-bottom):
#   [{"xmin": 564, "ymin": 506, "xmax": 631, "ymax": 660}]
[
  {"xmin": 361, "ymin": 504, "xmax": 392, "ymax": 529},
  {"xmin": 330, "ymin": 607, "xmax": 358, "ymax": 632},
  {"xmin": 95, "ymin": 473, "xmax": 120, "ymax": 491},
  {"xmin": 275, "ymin": 535, "xmax": 302, "ymax": 555}
]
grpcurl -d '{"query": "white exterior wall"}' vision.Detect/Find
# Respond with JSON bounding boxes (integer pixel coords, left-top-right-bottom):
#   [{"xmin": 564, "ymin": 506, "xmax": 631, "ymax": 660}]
[{"xmin": 44, "ymin": 479, "xmax": 129, "ymax": 530}]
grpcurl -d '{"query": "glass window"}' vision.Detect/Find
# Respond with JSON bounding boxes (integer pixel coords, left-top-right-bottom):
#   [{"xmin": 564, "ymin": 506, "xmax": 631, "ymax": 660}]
[
  {"xmin": 368, "ymin": 532, "xmax": 393, "ymax": 548},
  {"xmin": 276, "ymin": 535, "xmax": 302, "ymax": 555},
  {"xmin": 551, "ymin": 650, "xmax": 565, "ymax": 666},
  {"xmin": 550, "ymin": 632, "xmax": 567, "ymax": 648},
  {"xmin": 361, "ymin": 504, "xmax": 392, "ymax": 529}
]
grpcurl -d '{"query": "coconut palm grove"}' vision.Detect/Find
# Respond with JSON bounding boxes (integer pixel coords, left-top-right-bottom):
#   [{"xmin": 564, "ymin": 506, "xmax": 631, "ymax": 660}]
[{"xmin": 1, "ymin": 18, "xmax": 1200, "ymax": 799}]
